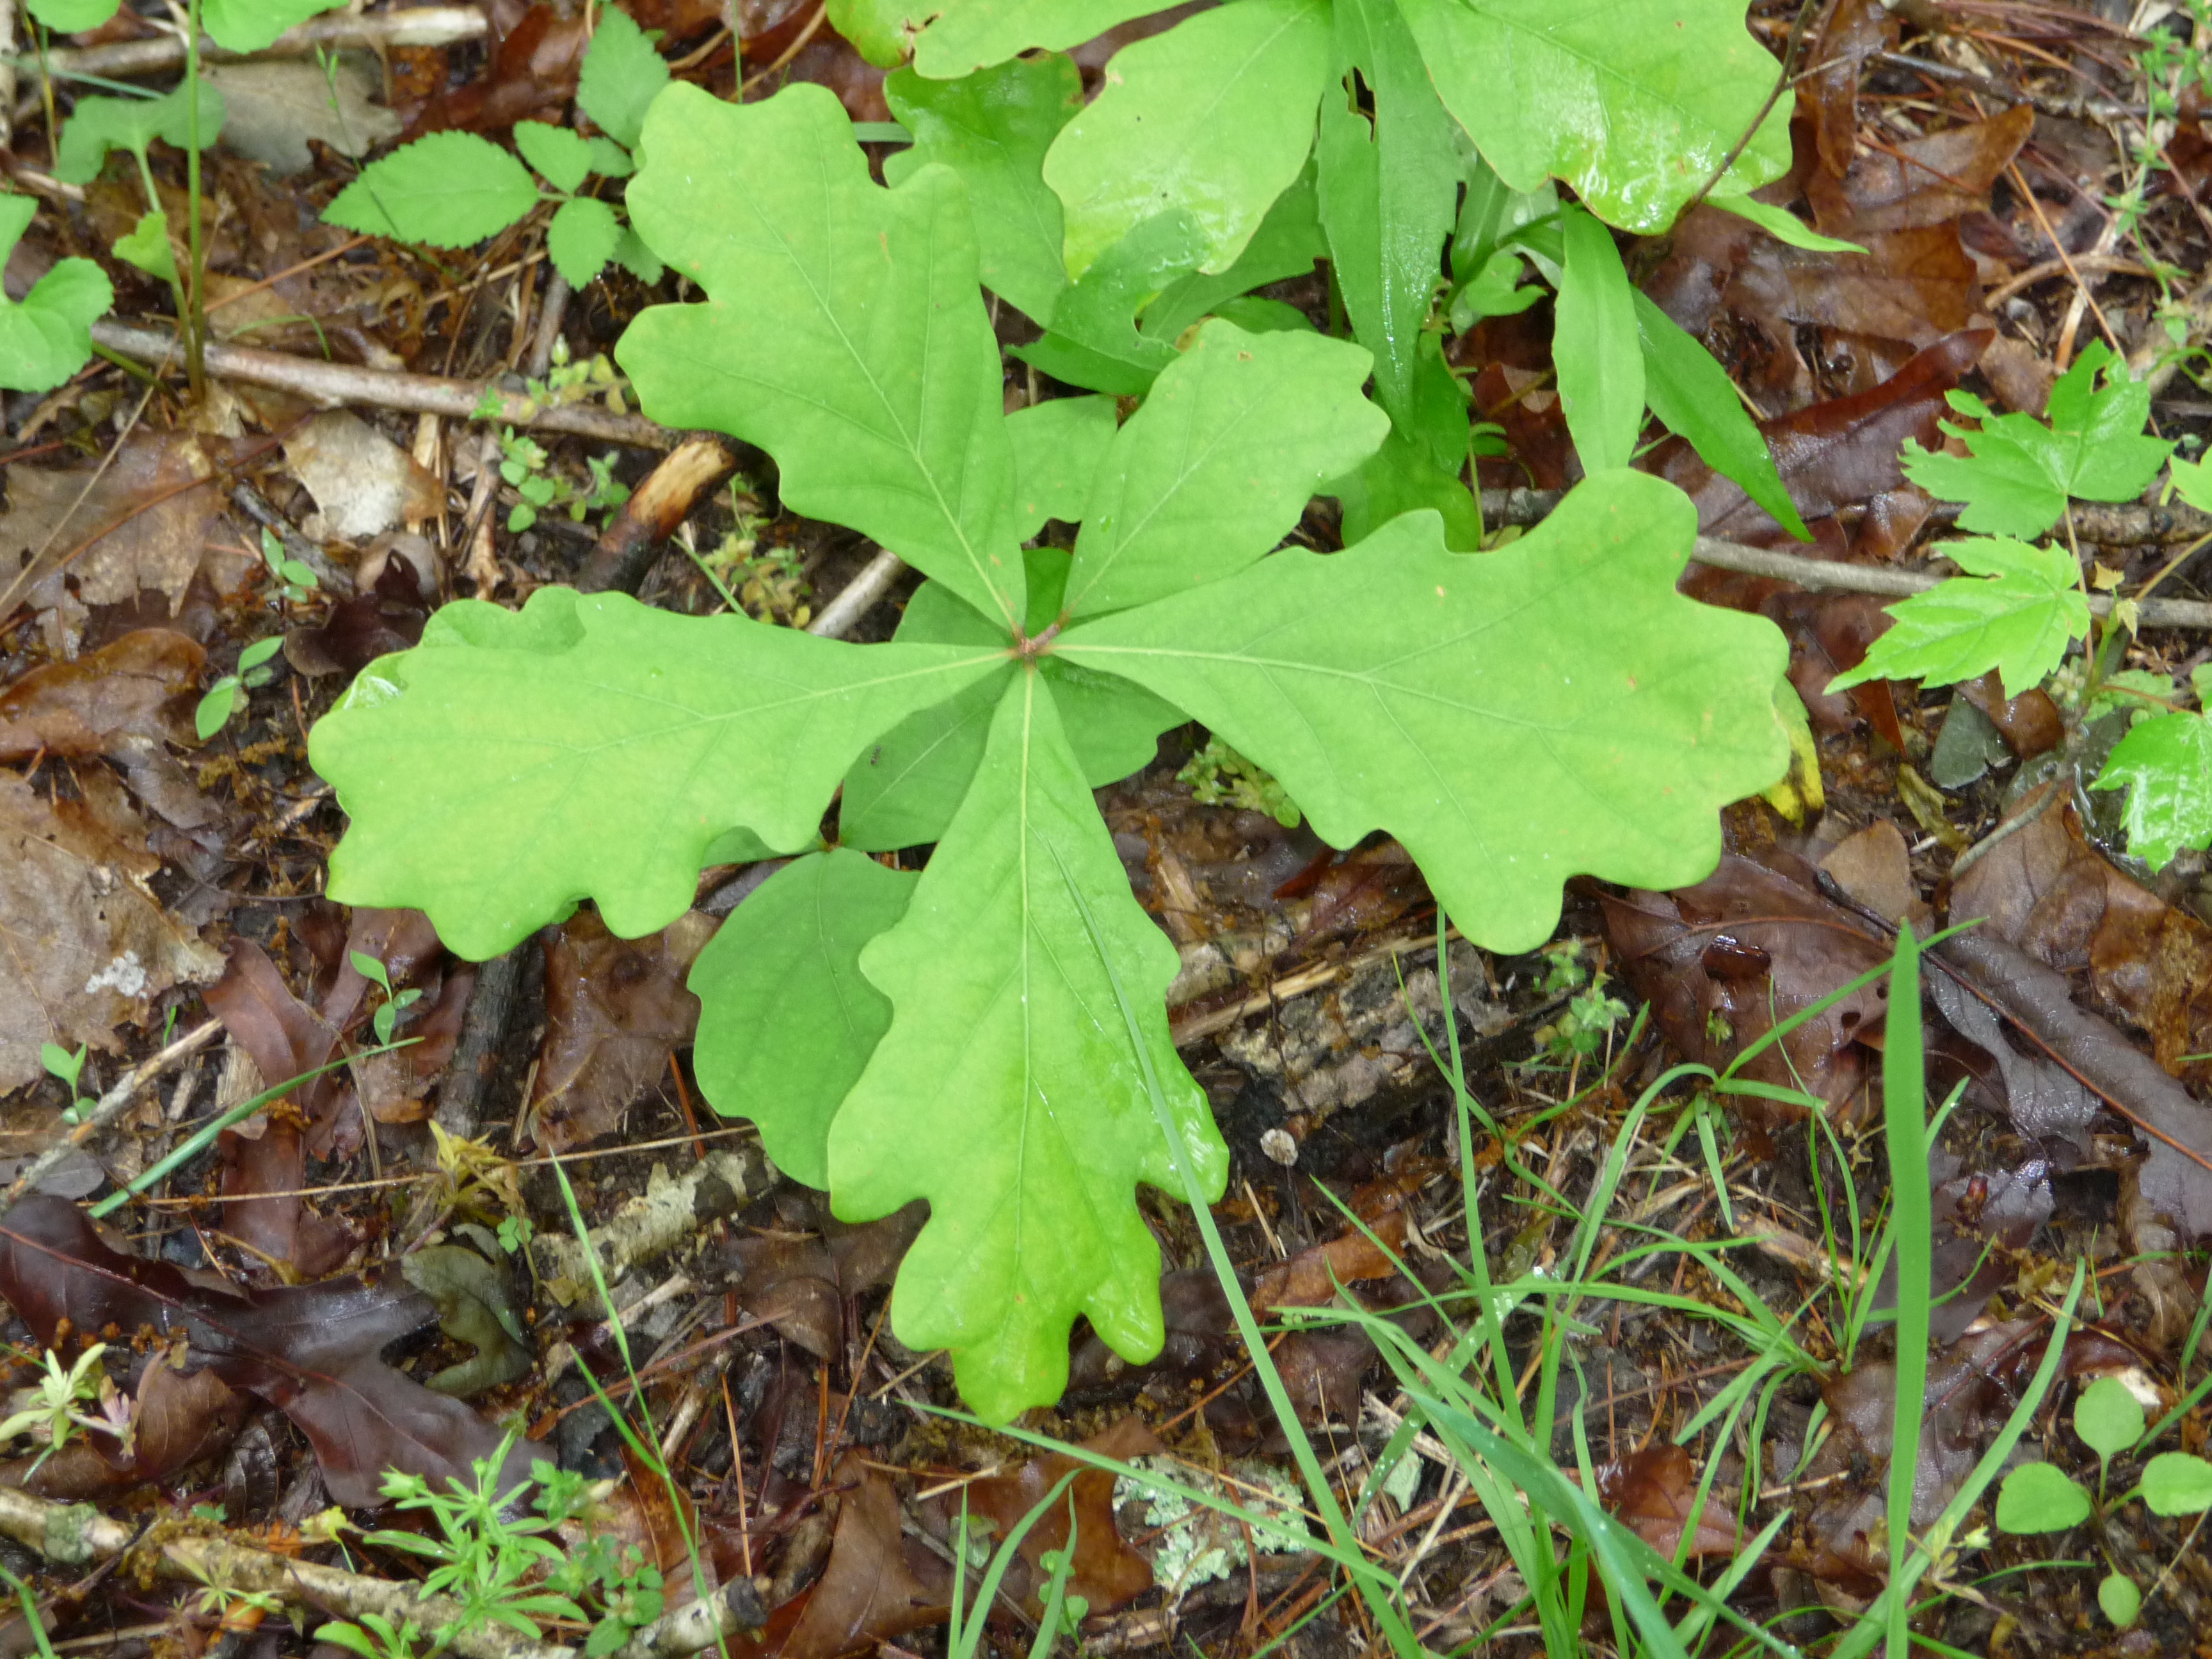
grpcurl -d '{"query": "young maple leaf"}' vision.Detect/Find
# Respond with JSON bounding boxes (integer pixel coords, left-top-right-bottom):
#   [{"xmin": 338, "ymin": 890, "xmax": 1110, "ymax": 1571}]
[
  {"xmin": 2092, "ymin": 711, "xmax": 2212, "ymax": 870},
  {"xmin": 1901, "ymin": 342, "xmax": 2172, "ymax": 538},
  {"xmin": 1827, "ymin": 537, "xmax": 2088, "ymax": 700}
]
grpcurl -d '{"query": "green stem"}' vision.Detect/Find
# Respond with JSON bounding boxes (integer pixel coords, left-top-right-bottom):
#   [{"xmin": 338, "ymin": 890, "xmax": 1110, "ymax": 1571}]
[{"xmin": 181, "ymin": 0, "xmax": 207, "ymax": 402}]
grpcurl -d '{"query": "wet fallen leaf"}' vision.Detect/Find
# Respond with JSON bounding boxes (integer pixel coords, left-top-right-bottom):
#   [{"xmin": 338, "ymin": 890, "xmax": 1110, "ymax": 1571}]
[
  {"xmin": 281, "ymin": 413, "xmax": 442, "ymax": 541},
  {"xmin": 0, "ymin": 1196, "xmax": 527, "ymax": 1507},
  {"xmin": 966, "ymin": 1416, "xmax": 1159, "ymax": 1617},
  {"xmin": 0, "ymin": 772, "xmax": 222, "ymax": 1091},
  {"xmin": 403, "ymin": 1, "xmax": 588, "ymax": 135},
  {"xmin": 1249, "ymin": 1209, "xmax": 1407, "ymax": 1310},
  {"xmin": 1805, "ymin": 0, "xmax": 1895, "ymax": 182},
  {"xmin": 527, "ymin": 908, "xmax": 718, "ymax": 1152},
  {"xmin": 1596, "ymin": 1443, "xmax": 1745, "ymax": 1561},
  {"xmin": 778, "ymin": 1454, "xmax": 940, "ymax": 1659},
  {"xmin": 1806, "ymin": 107, "xmax": 2035, "ymax": 237},
  {"xmin": 0, "ymin": 629, "xmax": 204, "ymax": 759},
  {"xmin": 286, "ymin": 543, "xmax": 433, "ymax": 677},
  {"xmin": 207, "ymin": 56, "xmax": 403, "ymax": 176}
]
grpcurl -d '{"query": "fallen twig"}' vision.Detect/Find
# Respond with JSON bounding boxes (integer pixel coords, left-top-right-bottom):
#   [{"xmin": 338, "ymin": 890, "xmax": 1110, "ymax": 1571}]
[
  {"xmin": 89, "ymin": 321, "xmax": 673, "ymax": 449},
  {"xmin": 0, "ymin": 1018, "xmax": 223, "ymax": 1214},
  {"xmin": 11, "ymin": 4, "xmax": 485, "ymax": 83}
]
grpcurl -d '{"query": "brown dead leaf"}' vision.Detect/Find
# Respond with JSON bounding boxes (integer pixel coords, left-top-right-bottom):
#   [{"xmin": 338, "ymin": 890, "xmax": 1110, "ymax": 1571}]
[
  {"xmin": 1954, "ymin": 671, "xmax": 2063, "ymax": 759},
  {"xmin": 1601, "ymin": 853, "xmax": 1891, "ymax": 1123},
  {"xmin": 403, "ymin": 1, "xmax": 587, "ymax": 135},
  {"xmin": 1250, "ymin": 1209, "xmax": 1407, "ymax": 1310},
  {"xmin": 527, "ymin": 909, "xmax": 719, "ymax": 1152},
  {"xmin": 1596, "ymin": 1444, "xmax": 1745, "ymax": 1561},
  {"xmin": 780, "ymin": 1454, "xmax": 940, "ymax": 1659},
  {"xmin": 1805, "ymin": 0, "xmax": 1896, "ymax": 181},
  {"xmin": 0, "ymin": 773, "xmax": 222, "ymax": 1091},
  {"xmin": 966, "ymin": 1417, "xmax": 1158, "ymax": 1618},
  {"xmin": 281, "ymin": 413, "xmax": 442, "ymax": 541},
  {"xmin": 1807, "ymin": 106, "xmax": 2035, "ymax": 237},
  {"xmin": 7, "ymin": 1353, "xmax": 248, "ymax": 1499},
  {"xmin": 0, "ymin": 630, "xmax": 204, "ymax": 759}
]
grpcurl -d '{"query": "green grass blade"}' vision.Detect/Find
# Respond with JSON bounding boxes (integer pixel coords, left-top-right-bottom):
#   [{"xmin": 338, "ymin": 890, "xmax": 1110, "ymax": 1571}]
[{"xmin": 1881, "ymin": 926, "xmax": 1930, "ymax": 1659}]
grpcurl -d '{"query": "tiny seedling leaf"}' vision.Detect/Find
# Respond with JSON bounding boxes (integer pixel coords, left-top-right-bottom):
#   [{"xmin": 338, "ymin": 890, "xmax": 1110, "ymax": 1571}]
[
  {"xmin": 1398, "ymin": 0, "xmax": 1791, "ymax": 233},
  {"xmin": 828, "ymin": 671, "xmax": 1228, "ymax": 1421},
  {"xmin": 545, "ymin": 196, "xmax": 622, "ymax": 288},
  {"xmin": 620, "ymin": 83, "xmax": 1029, "ymax": 629},
  {"xmin": 2090, "ymin": 711, "xmax": 2212, "ymax": 871},
  {"xmin": 2074, "ymin": 1377, "xmax": 2145, "ymax": 1461},
  {"xmin": 1826, "ymin": 538, "xmax": 2089, "ymax": 701},
  {"xmin": 1064, "ymin": 320, "xmax": 1387, "ymax": 618},
  {"xmin": 0, "ymin": 197, "xmax": 112, "ymax": 396},
  {"xmin": 1553, "ymin": 205, "xmax": 1643, "ymax": 475},
  {"xmin": 1902, "ymin": 343, "xmax": 2174, "ymax": 538},
  {"xmin": 113, "ymin": 209, "xmax": 178, "ymax": 283},
  {"xmin": 324, "ymin": 131, "xmax": 541, "ymax": 246},
  {"xmin": 55, "ymin": 81, "xmax": 225, "ymax": 184},
  {"xmin": 1059, "ymin": 472, "xmax": 1790, "ymax": 952},
  {"xmin": 2140, "ymin": 1452, "xmax": 2212, "ymax": 1517},
  {"xmin": 1994, "ymin": 1461, "xmax": 2092, "ymax": 1533},
  {"xmin": 1043, "ymin": 0, "xmax": 1331, "ymax": 278},
  {"xmin": 883, "ymin": 53, "xmax": 1082, "ymax": 326},
  {"xmin": 307, "ymin": 586, "xmax": 1003, "ymax": 958},
  {"xmin": 575, "ymin": 6, "xmax": 671, "ymax": 152},
  {"xmin": 689, "ymin": 851, "xmax": 915, "ymax": 1189},
  {"xmin": 514, "ymin": 120, "xmax": 594, "ymax": 193},
  {"xmin": 2098, "ymin": 1572, "xmax": 2142, "ymax": 1628}
]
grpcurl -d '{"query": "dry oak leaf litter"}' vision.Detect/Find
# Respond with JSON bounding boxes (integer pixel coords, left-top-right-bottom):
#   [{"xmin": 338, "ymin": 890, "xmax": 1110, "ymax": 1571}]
[{"xmin": 0, "ymin": 773, "xmax": 221, "ymax": 1092}]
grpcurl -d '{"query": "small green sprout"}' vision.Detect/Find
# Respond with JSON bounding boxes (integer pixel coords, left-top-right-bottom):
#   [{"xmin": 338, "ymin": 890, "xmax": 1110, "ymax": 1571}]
[
  {"xmin": 196, "ymin": 636, "xmax": 285, "ymax": 741},
  {"xmin": 260, "ymin": 527, "xmax": 321, "ymax": 604},
  {"xmin": 351, "ymin": 950, "xmax": 423, "ymax": 1043},
  {"xmin": 0, "ymin": 1343, "xmax": 125, "ymax": 1473},
  {"xmin": 39, "ymin": 1041, "xmax": 90, "ymax": 1123},
  {"xmin": 1176, "ymin": 735, "xmax": 1299, "ymax": 828}
]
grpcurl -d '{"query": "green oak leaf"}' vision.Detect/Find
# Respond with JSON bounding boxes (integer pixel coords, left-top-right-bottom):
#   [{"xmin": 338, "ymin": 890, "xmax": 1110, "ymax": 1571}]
[
  {"xmin": 1141, "ymin": 172, "xmax": 1326, "ymax": 342},
  {"xmin": 324, "ymin": 130, "xmax": 540, "ymax": 246},
  {"xmin": 309, "ymin": 585, "xmax": 1002, "ymax": 957},
  {"xmin": 913, "ymin": 0, "xmax": 1169, "ymax": 79},
  {"xmin": 689, "ymin": 850, "xmax": 916, "ymax": 1188},
  {"xmin": 1318, "ymin": 0, "xmax": 1457, "ymax": 436},
  {"xmin": 2091, "ymin": 711, "xmax": 2212, "ymax": 871},
  {"xmin": 1553, "ymin": 205, "xmax": 1643, "ymax": 475},
  {"xmin": 515, "ymin": 120, "xmax": 593, "ymax": 193},
  {"xmin": 200, "ymin": 0, "xmax": 346, "ymax": 54},
  {"xmin": 1635, "ymin": 289, "xmax": 1809, "ymax": 540},
  {"xmin": 1043, "ymin": 0, "xmax": 1331, "ymax": 278},
  {"xmin": 1826, "ymin": 538, "xmax": 2089, "ymax": 701},
  {"xmin": 620, "ymin": 83, "xmax": 1028, "ymax": 629},
  {"xmin": 0, "ymin": 197, "xmax": 113, "ymax": 395},
  {"xmin": 1995, "ymin": 1462, "xmax": 2092, "ymax": 1533},
  {"xmin": 577, "ymin": 6, "xmax": 671, "ymax": 152},
  {"xmin": 1013, "ymin": 209, "xmax": 1203, "ymax": 395},
  {"xmin": 55, "ymin": 81, "xmax": 225, "ymax": 185},
  {"xmin": 1397, "ymin": 0, "xmax": 1789, "ymax": 233},
  {"xmin": 828, "ymin": 0, "xmax": 926, "ymax": 66},
  {"xmin": 828, "ymin": 669, "xmax": 1226, "ymax": 1422},
  {"xmin": 1329, "ymin": 426, "xmax": 1484, "ymax": 551},
  {"xmin": 1058, "ymin": 472, "xmax": 1790, "ymax": 952},
  {"xmin": 885, "ymin": 54, "xmax": 1083, "ymax": 326},
  {"xmin": 1065, "ymin": 319, "xmax": 1387, "ymax": 618},
  {"xmin": 1902, "ymin": 342, "xmax": 2174, "ymax": 538},
  {"xmin": 1007, "ymin": 395, "xmax": 1117, "ymax": 540},
  {"xmin": 546, "ymin": 196, "xmax": 621, "ymax": 287}
]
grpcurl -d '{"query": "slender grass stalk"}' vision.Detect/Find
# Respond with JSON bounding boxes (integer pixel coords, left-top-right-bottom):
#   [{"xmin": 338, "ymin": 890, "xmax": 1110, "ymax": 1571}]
[
  {"xmin": 181, "ymin": 0, "xmax": 207, "ymax": 399},
  {"xmin": 1881, "ymin": 925, "xmax": 1930, "ymax": 1659}
]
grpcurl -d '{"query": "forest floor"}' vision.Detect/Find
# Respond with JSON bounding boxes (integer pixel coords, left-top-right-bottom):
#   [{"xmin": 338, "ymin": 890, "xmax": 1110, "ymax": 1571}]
[{"xmin": 4, "ymin": 0, "xmax": 2212, "ymax": 1656}]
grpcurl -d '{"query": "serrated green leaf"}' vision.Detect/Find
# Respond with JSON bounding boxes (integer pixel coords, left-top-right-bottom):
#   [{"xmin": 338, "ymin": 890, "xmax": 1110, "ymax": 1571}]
[
  {"xmin": 1994, "ymin": 1461, "xmax": 2092, "ymax": 1533},
  {"xmin": 26, "ymin": 0, "xmax": 120, "ymax": 30},
  {"xmin": 1065, "ymin": 320, "xmax": 1387, "ymax": 618},
  {"xmin": 1317, "ymin": 0, "xmax": 1456, "ymax": 435},
  {"xmin": 324, "ymin": 131, "xmax": 540, "ymax": 246},
  {"xmin": 1554, "ymin": 206, "xmax": 1642, "ymax": 475},
  {"xmin": 884, "ymin": 54, "xmax": 1082, "ymax": 325},
  {"xmin": 55, "ymin": 81, "xmax": 224, "ymax": 184},
  {"xmin": 913, "ymin": 0, "xmax": 1168, "ymax": 79},
  {"xmin": 2091, "ymin": 711, "xmax": 2212, "ymax": 870},
  {"xmin": 308, "ymin": 585, "xmax": 1003, "ymax": 958},
  {"xmin": 611, "ymin": 227, "xmax": 662, "ymax": 284},
  {"xmin": 690, "ymin": 850, "xmax": 916, "ymax": 1188},
  {"xmin": 828, "ymin": 669, "xmax": 1226, "ymax": 1422},
  {"xmin": 1013, "ymin": 210, "xmax": 1199, "ymax": 394},
  {"xmin": 577, "ymin": 6, "xmax": 670, "ymax": 152},
  {"xmin": 1399, "ymin": 0, "xmax": 1788, "ymax": 234},
  {"xmin": 619, "ymin": 83, "xmax": 1029, "ymax": 629},
  {"xmin": 2140, "ymin": 1452, "xmax": 2212, "ymax": 1516},
  {"xmin": 584, "ymin": 136, "xmax": 634, "ymax": 179},
  {"xmin": 1634, "ymin": 289, "xmax": 1808, "ymax": 540},
  {"xmin": 2167, "ymin": 451, "xmax": 2212, "ymax": 514},
  {"xmin": 2084, "ymin": 668, "xmax": 2176, "ymax": 723},
  {"xmin": 546, "ymin": 196, "xmax": 621, "ymax": 287},
  {"xmin": 1705, "ymin": 191, "xmax": 1865, "ymax": 252},
  {"xmin": 113, "ymin": 209, "xmax": 177, "ymax": 282},
  {"xmin": 2074, "ymin": 1377, "xmax": 2146, "ymax": 1460},
  {"xmin": 0, "ymin": 198, "xmax": 113, "ymax": 396},
  {"xmin": 1826, "ymin": 538, "xmax": 2088, "ymax": 701},
  {"xmin": 1902, "ymin": 342, "xmax": 2174, "ymax": 538},
  {"xmin": 515, "ymin": 120, "xmax": 593, "ymax": 192},
  {"xmin": 1043, "ymin": 0, "xmax": 1331, "ymax": 279},
  {"xmin": 1059, "ymin": 472, "xmax": 1789, "ymax": 952},
  {"xmin": 1007, "ymin": 395, "xmax": 1116, "ymax": 541}
]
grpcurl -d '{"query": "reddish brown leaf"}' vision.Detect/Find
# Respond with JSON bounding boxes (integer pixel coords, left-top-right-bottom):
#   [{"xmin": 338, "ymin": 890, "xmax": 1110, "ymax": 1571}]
[
  {"xmin": 287, "ymin": 548, "xmax": 431, "ymax": 679},
  {"xmin": 780, "ymin": 1455, "xmax": 940, "ymax": 1659},
  {"xmin": 0, "ymin": 1196, "xmax": 527, "ymax": 1507},
  {"xmin": 402, "ymin": 2, "xmax": 588, "ymax": 136},
  {"xmin": 1805, "ymin": 0, "xmax": 1896, "ymax": 181},
  {"xmin": 1601, "ymin": 854, "xmax": 1892, "ymax": 1123},
  {"xmin": 1250, "ymin": 1210, "xmax": 1407, "ymax": 1311},
  {"xmin": 206, "ymin": 938, "xmax": 337, "ymax": 1097},
  {"xmin": 1806, "ymin": 106, "xmax": 2035, "ymax": 236},
  {"xmin": 1597, "ymin": 1445, "xmax": 1746, "ymax": 1561},
  {"xmin": 1955, "ymin": 671, "xmax": 2063, "ymax": 759},
  {"xmin": 0, "ymin": 631, "xmax": 204, "ymax": 760},
  {"xmin": 527, "ymin": 909, "xmax": 717, "ymax": 1152},
  {"xmin": 966, "ymin": 1418, "xmax": 1159, "ymax": 1618}
]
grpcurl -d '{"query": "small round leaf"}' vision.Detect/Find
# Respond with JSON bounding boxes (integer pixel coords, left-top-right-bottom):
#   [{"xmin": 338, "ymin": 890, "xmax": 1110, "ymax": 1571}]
[
  {"xmin": 545, "ymin": 196, "xmax": 621, "ymax": 290},
  {"xmin": 2098, "ymin": 1571, "xmax": 2142, "ymax": 1628},
  {"xmin": 2074, "ymin": 1377, "xmax": 2146, "ymax": 1461},
  {"xmin": 1994, "ymin": 1461, "xmax": 2092, "ymax": 1534},
  {"xmin": 2140, "ymin": 1452, "xmax": 2212, "ymax": 1518}
]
